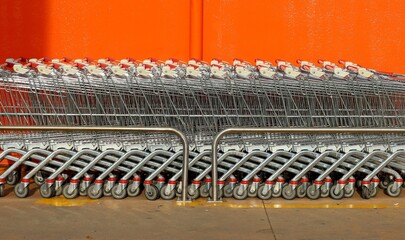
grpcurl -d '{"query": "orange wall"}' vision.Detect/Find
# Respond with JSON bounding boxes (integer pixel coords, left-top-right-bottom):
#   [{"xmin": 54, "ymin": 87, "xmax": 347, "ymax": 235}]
[
  {"xmin": 0, "ymin": 0, "xmax": 191, "ymax": 61},
  {"xmin": 203, "ymin": 0, "xmax": 405, "ymax": 73},
  {"xmin": 1, "ymin": 0, "xmax": 405, "ymax": 73}
]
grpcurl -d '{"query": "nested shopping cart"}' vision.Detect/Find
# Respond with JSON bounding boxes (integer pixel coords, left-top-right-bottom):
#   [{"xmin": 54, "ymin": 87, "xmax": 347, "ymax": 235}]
[{"xmin": 1, "ymin": 57, "xmax": 405, "ymax": 201}]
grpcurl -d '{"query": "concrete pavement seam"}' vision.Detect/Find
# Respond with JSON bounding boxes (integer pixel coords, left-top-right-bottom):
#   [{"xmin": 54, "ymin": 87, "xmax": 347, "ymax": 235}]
[{"xmin": 262, "ymin": 200, "xmax": 277, "ymax": 240}]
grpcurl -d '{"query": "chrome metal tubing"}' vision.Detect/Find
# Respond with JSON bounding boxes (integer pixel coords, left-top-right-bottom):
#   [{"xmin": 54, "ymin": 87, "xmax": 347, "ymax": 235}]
[
  {"xmin": 210, "ymin": 127, "xmax": 405, "ymax": 202},
  {"xmin": 0, "ymin": 126, "xmax": 190, "ymax": 202}
]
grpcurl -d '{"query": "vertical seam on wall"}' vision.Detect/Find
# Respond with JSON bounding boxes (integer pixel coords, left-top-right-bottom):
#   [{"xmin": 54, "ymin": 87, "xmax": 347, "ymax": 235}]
[
  {"xmin": 189, "ymin": 0, "xmax": 192, "ymax": 60},
  {"xmin": 201, "ymin": 0, "xmax": 204, "ymax": 60},
  {"xmin": 189, "ymin": 0, "xmax": 203, "ymax": 60}
]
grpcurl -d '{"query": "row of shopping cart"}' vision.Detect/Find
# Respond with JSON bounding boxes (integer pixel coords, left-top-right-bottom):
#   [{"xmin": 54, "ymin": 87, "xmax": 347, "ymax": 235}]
[
  {"xmin": 1, "ymin": 57, "xmax": 405, "ymax": 134},
  {"xmin": 1, "ymin": 141, "xmax": 405, "ymax": 201},
  {"xmin": 0, "ymin": 57, "xmax": 405, "ymax": 201}
]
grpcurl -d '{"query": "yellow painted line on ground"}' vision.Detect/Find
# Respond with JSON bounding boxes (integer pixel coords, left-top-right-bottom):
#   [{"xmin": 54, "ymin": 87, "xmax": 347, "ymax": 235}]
[
  {"xmin": 36, "ymin": 196, "xmax": 98, "ymax": 207},
  {"xmin": 264, "ymin": 203, "xmax": 404, "ymax": 209},
  {"xmin": 176, "ymin": 199, "xmax": 264, "ymax": 208},
  {"xmin": 176, "ymin": 198, "xmax": 405, "ymax": 209}
]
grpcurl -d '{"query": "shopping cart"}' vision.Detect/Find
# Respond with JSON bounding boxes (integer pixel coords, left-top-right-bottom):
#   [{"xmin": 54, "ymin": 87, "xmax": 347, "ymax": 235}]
[{"xmin": 1, "ymin": 57, "xmax": 405, "ymax": 201}]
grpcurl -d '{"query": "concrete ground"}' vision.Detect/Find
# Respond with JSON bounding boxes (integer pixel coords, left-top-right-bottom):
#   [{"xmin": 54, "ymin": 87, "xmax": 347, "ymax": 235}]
[{"xmin": 0, "ymin": 185, "xmax": 404, "ymax": 240}]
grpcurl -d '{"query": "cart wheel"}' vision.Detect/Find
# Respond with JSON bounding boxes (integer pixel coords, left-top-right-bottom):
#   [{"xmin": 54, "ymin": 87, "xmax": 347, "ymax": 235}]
[
  {"xmin": 0, "ymin": 185, "xmax": 4, "ymax": 197},
  {"xmin": 176, "ymin": 183, "xmax": 183, "ymax": 197},
  {"xmin": 306, "ymin": 184, "xmax": 320, "ymax": 200},
  {"xmin": 34, "ymin": 171, "xmax": 49, "ymax": 186},
  {"xmin": 370, "ymin": 186, "xmax": 377, "ymax": 198},
  {"xmin": 272, "ymin": 186, "xmax": 282, "ymax": 198},
  {"xmin": 127, "ymin": 183, "xmax": 141, "ymax": 197},
  {"xmin": 62, "ymin": 184, "xmax": 79, "ymax": 199},
  {"xmin": 386, "ymin": 182, "xmax": 402, "ymax": 197},
  {"xmin": 209, "ymin": 186, "xmax": 223, "ymax": 199},
  {"xmin": 55, "ymin": 186, "xmax": 63, "ymax": 196},
  {"xmin": 344, "ymin": 185, "xmax": 355, "ymax": 198},
  {"xmin": 144, "ymin": 185, "xmax": 159, "ymax": 201},
  {"xmin": 6, "ymin": 171, "xmax": 20, "ymax": 185},
  {"xmin": 247, "ymin": 185, "xmax": 258, "ymax": 198},
  {"xmin": 103, "ymin": 183, "xmax": 112, "ymax": 197},
  {"xmin": 223, "ymin": 184, "xmax": 233, "ymax": 198},
  {"xmin": 361, "ymin": 186, "xmax": 371, "ymax": 199},
  {"xmin": 296, "ymin": 184, "xmax": 307, "ymax": 198},
  {"xmin": 39, "ymin": 184, "xmax": 55, "ymax": 198},
  {"xmin": 320, "ymin": 184, "xmax": 330, "ymax": 198},
  {"xmin": 257, "ymin": 185, "xmax": 272, "ymax": 200},
  {"xmin": 232, "ymin": 185, "xmax": 248, "ymax": 200},
  {"xmin": 329, "ymin": 184, "xmax": 344, "ymax": 200},
  {"xmin": 187, "ymin": 185, "xmax": 200, "ymax": 200},
  {"xmin": 15, "ymin": 182, "xmax": 29, "ymax": 198},
  {"xmin": 379, "ymin": 177, "xmax": 390, "ymax": 190},
  {"xmin": 111, "ymin": 184, "xmax": 127, "ymax": 199},
  {"xmin": 79, "ymin": 180, "xmax": 88, "ymax": 196},
  {"xmin": 87, "ymin": 184, "xmax": 103, "ymax": 199},
  {"xmin": 199, "ymin": 183, "xmax": 209, "ymax": 198},
  {"xmin": 175, "ymin": 184, "xmax": 182, "ymax": 197},
  {"xmin": 282, "ymin": 184, "xmax": 297, "ymax": 200},
  {"xmin": 160, "ymin": 185, "xmax": 176, "ymax": 200}
]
